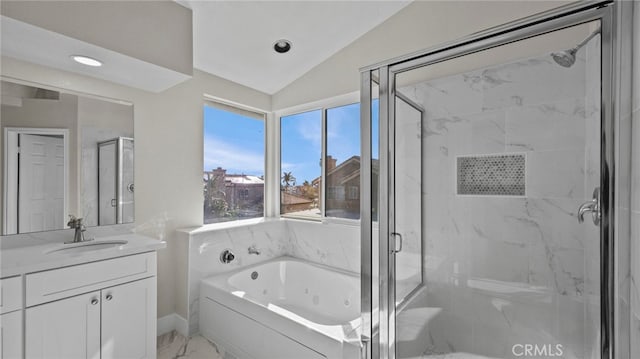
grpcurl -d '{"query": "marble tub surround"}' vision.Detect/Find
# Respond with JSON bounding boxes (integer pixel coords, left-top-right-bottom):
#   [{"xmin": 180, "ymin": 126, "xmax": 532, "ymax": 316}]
[
  {"xmin": 199, "ymin": 257, "xmax": 361, "ymax": 358},
  {"xmin": 181, "ymin": 217, "xmax": 363, "ymax": 336},
  {"xmin": 395, "ymin": 37, "xmax": 601, "ymax": 357},
  {"xmin": 180, "ymin": 218, "xmax": 290, "ymax": 335},
  {"xmin": 285, "ymin": 218, "xmax": 360, "ymax": 273},
  {"xmin": 0, "ymin": 232, "xmax": 165, "ymax": 277}
]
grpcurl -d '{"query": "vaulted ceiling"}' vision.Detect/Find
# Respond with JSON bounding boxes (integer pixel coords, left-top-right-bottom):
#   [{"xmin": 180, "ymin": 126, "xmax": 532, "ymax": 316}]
[{"xmin": 178, "ymin": 1, "xmax": 411, "ymax": 94}]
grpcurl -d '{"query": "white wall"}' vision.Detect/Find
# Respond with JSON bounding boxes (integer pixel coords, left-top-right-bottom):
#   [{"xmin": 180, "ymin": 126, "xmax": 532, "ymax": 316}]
[
  {"xmin": 0, "ymin": 0, "xmax": 192, "ymax": 76},
  {"xmin": 0, "ymin": 56, "xmax": 271, "ymax": 319}
]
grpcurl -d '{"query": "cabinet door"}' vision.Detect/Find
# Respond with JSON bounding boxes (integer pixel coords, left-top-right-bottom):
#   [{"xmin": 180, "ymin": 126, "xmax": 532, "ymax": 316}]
[
  {"xmin": 1, "ymin": 311, "xmax": 23, "ymax": 359},
  {"xmin": 101, "ymin": 278, "xmax": 156, "ymax": 359},
  {"xmin": 25, "ymin": 291, "xmax": 100, "ymax": 359}
]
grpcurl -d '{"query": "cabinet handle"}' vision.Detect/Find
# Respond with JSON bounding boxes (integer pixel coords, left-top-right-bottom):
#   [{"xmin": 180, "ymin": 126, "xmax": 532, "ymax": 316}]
[
  {"xmin": 106, "ymin": 294, "xmax": 113, "ymax": 301},
  {"xmin": 91, "ymin": 299, "xmax": 99, "ymax": 305}
]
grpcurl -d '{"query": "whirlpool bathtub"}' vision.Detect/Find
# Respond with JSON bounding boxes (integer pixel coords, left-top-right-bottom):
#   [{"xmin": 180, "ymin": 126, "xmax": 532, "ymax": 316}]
[{"xmin": 200, "ymin": 257, "xmax": 361, "ymax": 359}]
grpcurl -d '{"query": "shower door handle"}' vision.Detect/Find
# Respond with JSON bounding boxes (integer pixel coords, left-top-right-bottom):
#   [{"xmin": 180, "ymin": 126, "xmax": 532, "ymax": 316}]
[
  {"xmin": 577, "ymin": 187, "xmax": 601, "ymax": 226},
  {"xmin": 391, "ymin": 232, "xmax": 403, "ymax": 253},
  {"xmin": 360, "ymin": 335, "xmax": 370, "ymax": 359}
]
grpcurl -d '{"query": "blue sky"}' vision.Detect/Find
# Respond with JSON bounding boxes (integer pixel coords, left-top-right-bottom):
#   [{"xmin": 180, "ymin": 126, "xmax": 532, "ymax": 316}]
[
  {"xmin": 203, "ymin": 105, "xmax": 264, "ymax": 176},
  {"xmin": 280, "ymin": 110, "xmax": 322, "ymax": 183},
  {"xmin": 204, "ymin": 100, "xmax": 379, "ymax": 182}
]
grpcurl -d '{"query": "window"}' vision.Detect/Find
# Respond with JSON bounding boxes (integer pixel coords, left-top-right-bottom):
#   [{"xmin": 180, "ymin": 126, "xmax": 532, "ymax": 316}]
[
  {"xmin": 347, "ymin": 186, "xmax": 359, "ymax": 200},
  {"xmin": 280, "ymin": 102, "xmax": 361, "ymax": 220},
  {"xmin": 203, "ymin": 102, "xmax": 264, "ymax": 224},
  {"xmin": 325, "ymin": 103, "xmax": 360, "ymax": 219},
  {"xmin": 280, "ymin": 110, "xmax": 321, "ymax": 218},
  {"xmin": 327, "ymin": 186, "xmax": 345, "ymax": 200}
]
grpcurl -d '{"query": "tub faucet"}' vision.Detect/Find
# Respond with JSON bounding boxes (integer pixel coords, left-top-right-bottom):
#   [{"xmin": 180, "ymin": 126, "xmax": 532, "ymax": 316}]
[
  {"xmin": 248, "ymin": 245, "xmax": 261, "ymax": 255},
  {"xmin": 66, "ymin": 215, "xmax": 92, "ymax": 243}
]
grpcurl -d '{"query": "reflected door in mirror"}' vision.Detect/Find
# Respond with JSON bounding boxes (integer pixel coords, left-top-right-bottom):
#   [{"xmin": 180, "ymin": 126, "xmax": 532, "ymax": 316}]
[
  {"xmin": 1, "ymin": 79, "xmax": 134, "ymax": 235},
  {"xmin": 3, "ymin": 128, "xmax": 69, "ymax": 235},
  {"xmin": 19, "ymin": 134, "xmax": 65, "ymax": 233}
]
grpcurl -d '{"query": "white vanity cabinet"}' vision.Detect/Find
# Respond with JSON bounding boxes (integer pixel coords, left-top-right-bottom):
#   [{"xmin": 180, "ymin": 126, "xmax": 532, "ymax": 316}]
[
  {"xmin": 1, "ymin": 310, "xmax": 23, "ymax": 359},
  {"xmin": 22, "ymin": 251, "xmax": 157, "ymax": 359},
  {"xmin": 26, "ymin": 291, "xmax": 101, "ymax": 359},
  {"xmin": 100, "ymin": 277, "xmax": 156, "ymax": 359},
  {"xmin": 25, "ymin": 278, "xmax": 156, "ymax": 359},
  {"xmin": 0, "ymin": 276, "xmax": 23, "ymax": 359}
]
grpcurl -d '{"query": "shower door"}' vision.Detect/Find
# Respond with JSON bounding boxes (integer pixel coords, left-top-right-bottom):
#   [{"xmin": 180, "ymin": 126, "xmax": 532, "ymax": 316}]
[
  {"xmin": 361, "ymin": 2, "xmax": 618, "ymax": 359},
  {"xmin": 98, "ymin": 137, "xmax": 134, "ymax": 225}
]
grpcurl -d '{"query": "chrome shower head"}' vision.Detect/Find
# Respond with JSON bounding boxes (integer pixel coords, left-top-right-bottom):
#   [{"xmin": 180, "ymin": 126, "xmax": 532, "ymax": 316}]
[
  {"xmin": 551, "ymin": 28, "xmax": 600, "ymax": 68},
  {"xmin": 551, "ymin": 48, "xmax": 577, "ymax": 68}
]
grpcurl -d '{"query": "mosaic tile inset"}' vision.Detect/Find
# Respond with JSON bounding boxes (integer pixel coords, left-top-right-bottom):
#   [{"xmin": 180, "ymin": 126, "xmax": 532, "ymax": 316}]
[{"xmin": 457, "ymin": 154, "xmax": 525, "ymax": 196}]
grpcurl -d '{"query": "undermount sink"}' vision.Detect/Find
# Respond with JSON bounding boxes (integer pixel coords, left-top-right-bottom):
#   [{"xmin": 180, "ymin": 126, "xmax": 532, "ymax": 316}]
[{"xmin": 46, "ymin": 240, "xmax": 129, "ymax": 254}]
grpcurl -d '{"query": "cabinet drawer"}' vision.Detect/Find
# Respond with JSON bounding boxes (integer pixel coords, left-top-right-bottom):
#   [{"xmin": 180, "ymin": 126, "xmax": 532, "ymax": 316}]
[
  {"xmin": 0, "ymin": 276, "xmax": 22, "ymax": 314},
  {"xmin": 26, "ymin": 252, "xmax": 156, "ymax": 307}
]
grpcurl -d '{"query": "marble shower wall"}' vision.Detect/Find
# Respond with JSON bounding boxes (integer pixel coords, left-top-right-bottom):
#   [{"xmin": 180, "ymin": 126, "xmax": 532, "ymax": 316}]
[
  {"xmin": 394, "ymin": 97, "xmax": 425, "ymax": 302},
  {"xmin": 399, "ymin": 39, "xmax": 599, "ymax": 358}
]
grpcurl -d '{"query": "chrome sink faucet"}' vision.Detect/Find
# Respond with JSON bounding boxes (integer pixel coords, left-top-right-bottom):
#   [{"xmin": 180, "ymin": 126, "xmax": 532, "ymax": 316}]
[{"xmin": 66, "ymin": 215, "xmax": 92, "ymax": 243}]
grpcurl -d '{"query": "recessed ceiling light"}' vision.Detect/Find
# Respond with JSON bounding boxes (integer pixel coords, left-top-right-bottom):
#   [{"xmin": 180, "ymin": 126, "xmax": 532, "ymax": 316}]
[
  {"xmin": 273, "ymin": 39, "xmax": 292, "ymax": 54},
  {"xmin": 70, "ymin": 55, "xmax": 103, "ymax": 67}
]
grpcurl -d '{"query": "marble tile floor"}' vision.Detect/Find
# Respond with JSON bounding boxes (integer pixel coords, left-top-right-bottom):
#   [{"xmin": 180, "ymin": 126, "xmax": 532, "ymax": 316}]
[
  {"xmin": 156, "ymin": 331, "xmax": 497, "ymax": 359},
  {"xmin": 158, "ymin": 331, "xmax": 223, "ymax": 359}
]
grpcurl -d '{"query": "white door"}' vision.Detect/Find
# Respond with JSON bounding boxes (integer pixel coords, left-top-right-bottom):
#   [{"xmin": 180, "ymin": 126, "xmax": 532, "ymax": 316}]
[
  {"xmin": 25, "ymin": 291, "xmax": 101, "ymax": 359},
  {"xmin": 101, "ymin": 278, "xmax": 156, "ymax": 359},
  {"xmin": 0, "ymin": 310, "xmax": 23, "ymax": 359},
  {"xmin": 18, "ymin": 134, "xmax": 65, "ymax": 233}
]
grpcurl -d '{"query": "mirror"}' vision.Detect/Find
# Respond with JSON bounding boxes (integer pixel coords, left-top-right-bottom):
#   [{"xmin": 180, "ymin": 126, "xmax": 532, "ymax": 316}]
[{"xmin": 1, "ymin": 79, "xmax": 134, "ymax": 235}]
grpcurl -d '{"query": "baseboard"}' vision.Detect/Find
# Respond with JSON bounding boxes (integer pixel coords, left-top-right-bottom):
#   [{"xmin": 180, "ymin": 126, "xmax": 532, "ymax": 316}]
[{"xmin": 157, "ymin": 313, "xmax": 189, "ymax": 337}]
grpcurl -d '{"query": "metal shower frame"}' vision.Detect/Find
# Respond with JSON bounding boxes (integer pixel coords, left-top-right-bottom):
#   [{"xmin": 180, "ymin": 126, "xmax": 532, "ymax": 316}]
[
  {"xmin": 359, "ymin": 1, "xmax": 628, "ymax": 358},
  {"xmin": 97, "ymin": 136, "xmax": 134, "ymax": 225}
]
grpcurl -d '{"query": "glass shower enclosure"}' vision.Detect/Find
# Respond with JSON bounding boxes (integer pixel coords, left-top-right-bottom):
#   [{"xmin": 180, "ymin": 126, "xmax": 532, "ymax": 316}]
[
  {"xmin": 360, "ymin": 2, "xmax": 626, "ymax": 359},
  {"xmin": 98, "ymin": 137, "xmax": 134, "ymax": 225}
]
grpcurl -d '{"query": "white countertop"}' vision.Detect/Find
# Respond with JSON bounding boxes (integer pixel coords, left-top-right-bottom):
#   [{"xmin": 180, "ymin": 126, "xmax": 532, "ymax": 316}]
[{"xmin": 0, "ymin": 233, "xmax": 166, "ymax": 278}]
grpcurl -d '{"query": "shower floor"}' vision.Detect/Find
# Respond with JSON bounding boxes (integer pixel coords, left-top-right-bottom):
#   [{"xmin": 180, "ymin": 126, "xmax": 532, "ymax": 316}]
[{"xmin": 396, "ymin": 289, "xmax": 503, "ymax": 359}]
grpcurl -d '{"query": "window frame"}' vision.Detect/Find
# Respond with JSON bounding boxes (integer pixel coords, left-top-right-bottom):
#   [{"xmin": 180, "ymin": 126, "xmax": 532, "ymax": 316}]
[
  {"xmin": 275, "ymin": 91, "xmax": 361, "ymax": 224},
  {"xmin": 202, "ymin": 96, "xmax": 268, "ymax": 225}
]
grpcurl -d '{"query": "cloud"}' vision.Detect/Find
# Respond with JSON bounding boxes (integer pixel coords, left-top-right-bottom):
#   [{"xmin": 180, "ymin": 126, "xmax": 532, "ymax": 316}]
[
  {"xmin": 326, "ymin": 106, "xmax": 360, "ymax": 162},
  {"xmin": 204, "ymin": 134, "xmax": 264, "ymax": 174},
  {"xmin": 295, "ymin": 116, "xmax": 322, "ymax": 146}
]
